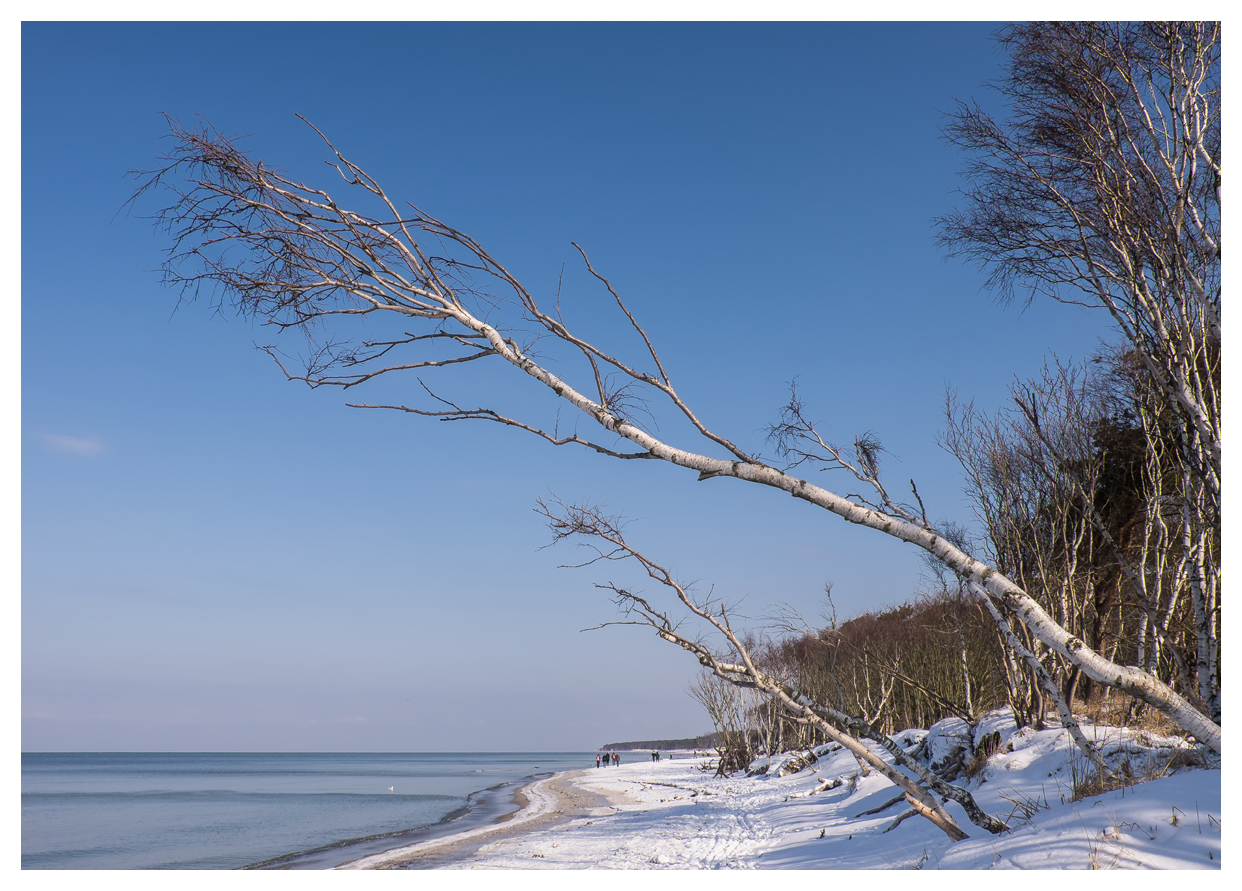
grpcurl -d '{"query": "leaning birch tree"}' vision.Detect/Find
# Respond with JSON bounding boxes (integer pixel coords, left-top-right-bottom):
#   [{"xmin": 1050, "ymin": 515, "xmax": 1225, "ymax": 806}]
[{"xmin": 129, "ymin": 107, "xmax": 1220, "ymax": 754}]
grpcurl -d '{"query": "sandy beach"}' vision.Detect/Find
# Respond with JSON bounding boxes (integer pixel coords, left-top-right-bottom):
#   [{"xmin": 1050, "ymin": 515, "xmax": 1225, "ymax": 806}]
[{"xmin": 337, "ymin": 768, "xmax": 626, "ymax": 869}]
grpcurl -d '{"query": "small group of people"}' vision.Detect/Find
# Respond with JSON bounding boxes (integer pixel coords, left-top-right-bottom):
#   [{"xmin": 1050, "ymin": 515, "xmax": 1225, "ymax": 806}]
[
  {"xmin": 650, "ymin": 750, "xmax": 661, "ymax": 762},
  {"xmin": 595, "ymin": 751, "xmax": 620, "ymax": 768}
]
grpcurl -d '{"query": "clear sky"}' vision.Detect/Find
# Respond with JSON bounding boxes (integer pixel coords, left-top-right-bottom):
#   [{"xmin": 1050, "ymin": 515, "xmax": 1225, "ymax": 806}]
[{"xmin": 21, "ymin": 21, "xmax": 1115, "ymax": 752}]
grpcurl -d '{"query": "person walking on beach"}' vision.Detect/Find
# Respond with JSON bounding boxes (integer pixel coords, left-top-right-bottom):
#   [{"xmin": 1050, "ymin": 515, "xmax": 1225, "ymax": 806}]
[
  {"xmin": 596, "ymin": 753, "xmax": 601, "ymax": 768},
  {"xmin": 612, "ymin": 751, "xmax": 619, "ymax": 767}
]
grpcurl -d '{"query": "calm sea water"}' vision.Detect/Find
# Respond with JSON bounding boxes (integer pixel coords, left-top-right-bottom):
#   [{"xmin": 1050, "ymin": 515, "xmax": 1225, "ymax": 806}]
[{"xmin": 22, "ymin": 751, "xmax": 598, "ymax": 869}]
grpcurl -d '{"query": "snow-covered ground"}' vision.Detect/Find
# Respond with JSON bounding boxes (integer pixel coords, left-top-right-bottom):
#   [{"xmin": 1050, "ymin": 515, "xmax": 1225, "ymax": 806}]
[{"xmin": 385, "ymin": 711, "xmax": 1221, "ymax": 870}]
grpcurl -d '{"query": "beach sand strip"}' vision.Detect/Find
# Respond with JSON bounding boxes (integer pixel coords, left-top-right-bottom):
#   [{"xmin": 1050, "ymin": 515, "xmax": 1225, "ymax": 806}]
[{"xmin": 336, "ymin": 769, "xmax": 618, "ymax": 870}]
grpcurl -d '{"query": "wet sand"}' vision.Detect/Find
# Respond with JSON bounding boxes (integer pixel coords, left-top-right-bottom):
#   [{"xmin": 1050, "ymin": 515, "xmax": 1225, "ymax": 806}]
[{"xmin": 338, "ymin": 769, "xmax": 619, "ymax": 869}]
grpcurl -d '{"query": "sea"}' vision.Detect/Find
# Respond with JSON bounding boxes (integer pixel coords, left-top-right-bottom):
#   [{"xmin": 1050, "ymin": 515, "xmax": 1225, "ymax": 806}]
[{"xmin": 21, "ymin": 751, "xmax": 600, "ymax": 869}]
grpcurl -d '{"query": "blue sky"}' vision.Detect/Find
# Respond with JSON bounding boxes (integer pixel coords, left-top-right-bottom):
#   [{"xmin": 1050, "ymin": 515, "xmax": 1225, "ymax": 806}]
[{"xmin": 21, "ymin": 21, "xmax": 1114, "ymax": 752}]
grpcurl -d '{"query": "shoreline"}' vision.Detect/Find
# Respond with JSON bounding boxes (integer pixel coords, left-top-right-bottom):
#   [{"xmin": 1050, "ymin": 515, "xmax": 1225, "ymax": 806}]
[
  {"xmin": 246, "ymin": 769, "xmax": 568, "ymax": 870},
  {"xmin": 336, "ymin": 769, "xmax": 617, "ymax": 869},
  {"xmin": 241, "ymin": 781, "xmax": 512, "ymax": 870}
]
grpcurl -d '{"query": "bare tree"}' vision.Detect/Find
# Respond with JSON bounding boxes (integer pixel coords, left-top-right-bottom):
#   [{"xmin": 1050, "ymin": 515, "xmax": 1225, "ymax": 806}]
[
  {"xmin": 129, "ymin": 109, "xmax": 1220, "ymax": 754},
  {"xmin": 687, "ymin": 671, "xmax": 754, "ymax": 776},
  {"xmin": 938, "ymin": 22, "xmax": 1220, "ymax": 720},
  {"xmin": 944, "ymin": 366, "xmax": 1107, "ymax": 708}
]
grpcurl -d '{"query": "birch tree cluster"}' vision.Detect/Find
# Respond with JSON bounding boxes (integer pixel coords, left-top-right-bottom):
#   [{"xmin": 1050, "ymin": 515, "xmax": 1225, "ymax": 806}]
[
  {"xmin": 133, "ymin": 20, "xmax": 1219, "ymax": 842},
  {"xmin": 943, "ymin": 354, "xmax": 1219, "ymax": 733},
  {"xmin": 939, "ymin": 21, "xmax": 1220, "ymax": 724}
]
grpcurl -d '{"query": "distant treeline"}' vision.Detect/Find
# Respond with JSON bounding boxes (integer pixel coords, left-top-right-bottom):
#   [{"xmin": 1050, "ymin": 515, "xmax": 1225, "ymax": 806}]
[{"xmin": 599, "ymin": 732, "xmax": 720, "ymax": 751}]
